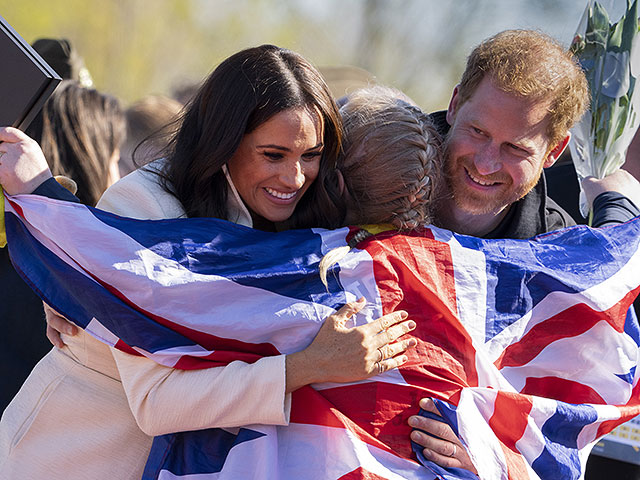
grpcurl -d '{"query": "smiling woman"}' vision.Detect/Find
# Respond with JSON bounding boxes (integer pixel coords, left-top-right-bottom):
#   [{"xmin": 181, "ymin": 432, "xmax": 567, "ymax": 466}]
[
  {"xmin": 0, "ymin": 45, "xmax": 417, "ymax": 479},
  {"xmin": 227, "ymin": 106, "xmax": 324, "ymax": 228}
]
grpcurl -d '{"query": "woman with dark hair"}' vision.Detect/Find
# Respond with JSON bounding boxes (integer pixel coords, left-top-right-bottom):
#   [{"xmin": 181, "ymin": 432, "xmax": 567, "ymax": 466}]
[{"xmin": 0, "ymin": 46, "xmax": 415, "ymax": 479}]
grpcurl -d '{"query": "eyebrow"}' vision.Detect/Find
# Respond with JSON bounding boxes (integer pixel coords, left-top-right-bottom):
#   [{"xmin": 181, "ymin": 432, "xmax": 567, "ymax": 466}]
[{"xmin": 256, "ymin": 142, "xmax": 324, "ymax": 152}]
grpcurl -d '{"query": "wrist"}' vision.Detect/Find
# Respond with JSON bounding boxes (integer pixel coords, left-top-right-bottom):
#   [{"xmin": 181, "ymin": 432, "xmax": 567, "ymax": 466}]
[{"xmin": 285, "ymin": 349, "xmax": 321, "ymax": 393}]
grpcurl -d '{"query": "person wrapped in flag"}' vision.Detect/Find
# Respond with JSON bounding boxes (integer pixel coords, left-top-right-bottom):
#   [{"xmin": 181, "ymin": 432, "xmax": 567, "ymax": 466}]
[
  {"xmin": 1, "ymin": 40, "xmax": 640, "ymax": 480},
  {"xmin": 0, "ymin": 48, "xmax": 432, "ymax": 480}
]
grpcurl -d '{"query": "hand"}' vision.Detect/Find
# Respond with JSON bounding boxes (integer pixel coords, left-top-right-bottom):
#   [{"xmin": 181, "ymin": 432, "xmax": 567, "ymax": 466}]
[
  {"xmin": 285, "ymin": 298, "xmax": 417, "ymax": 392},
  {"xmin": 409, "ymin": 398, "xmax": 477, "ymax": 475},
  {"xmin": 44, "ymin": 302, "xmax": 78, "ymax": 348},
  {"xmin": 0, "ymin": 127, "xmax": 52, "ymax": 195},
  {"xmin": 581, "ymin": 169, "xmax": 640, "ymax": 209}
]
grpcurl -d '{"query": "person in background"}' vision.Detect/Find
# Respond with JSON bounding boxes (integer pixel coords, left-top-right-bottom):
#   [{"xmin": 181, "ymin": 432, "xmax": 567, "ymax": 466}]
[
  {"xmin": 0, "ymin": 40, "xmax": 100, "ymax": 414},
  {"xmin": 32, "ymin": 38, "xmax": 93, "ymax": 88},
  {"xmin": 25, "ymin": 80, "xmax": 125, "ymax": 206},
  {"xmin": 117, "ymin": 95, "xmax": 183, "ymax": 177}
]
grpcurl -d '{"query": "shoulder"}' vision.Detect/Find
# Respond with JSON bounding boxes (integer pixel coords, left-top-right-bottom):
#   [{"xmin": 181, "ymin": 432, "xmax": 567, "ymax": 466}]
[
  {"xmin": 545, "ymin": 196, "xmax": 576, "ymax": 231},
  {"xmin": 96, "ymin": 159, "xmax": 186, "ymax": 220}
]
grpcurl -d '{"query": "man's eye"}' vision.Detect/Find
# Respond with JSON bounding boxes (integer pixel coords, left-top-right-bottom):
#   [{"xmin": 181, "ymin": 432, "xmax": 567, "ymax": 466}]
[{"xmin": 472, "ymin": 127, "xmax": 483, "ymax": 135}]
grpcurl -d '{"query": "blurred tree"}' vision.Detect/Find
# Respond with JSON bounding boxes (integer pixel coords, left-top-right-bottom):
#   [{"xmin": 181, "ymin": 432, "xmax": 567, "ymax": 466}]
[{"xmin": 2, "ymin": 0, "xmax": 588, "ymax": 111}]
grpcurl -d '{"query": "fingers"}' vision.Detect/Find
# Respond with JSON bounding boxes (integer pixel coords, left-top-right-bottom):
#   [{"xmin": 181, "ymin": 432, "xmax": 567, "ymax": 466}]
[
  {"xmin": 408, "ymin": 407, "xmax": 478, "ymax": 474},
  {"xmin": 419, "ymin": 397, "xmax": 439, "ymax": 414},
  {"xmin": 377, "ymin": 337, "xmax": 417, "ymax": 363},
  {"xmin": 409, "ymin": 412, "xmax": 458, "ymax": 443},
  {"xmin": 46, "ymin": 324, "xmax": 65, "ymax": 348},
  {"xmin": 372, "ymin": 318, "xmax": 416, "ymax": 349},
  {"xmin": 0, "ymin": 126, "xmax": 27, "ymax": 144},
  {"xmin": 375, "ymin": 351, "xmax": 410, "ymax": 373},
  {"xmin": 365, "ymin": 309, "xmax": 410, "ymax": 334},
  {"xmin": 330, "ymin": 297, "xmax": 366, "ymax": 327},
  {"xmin": 43, "ymin": 302, "xmax": 77, "ymax": 348},
  {"xmin": 410, "ymin": 429, "xmax": 464, "ymax": 469}
]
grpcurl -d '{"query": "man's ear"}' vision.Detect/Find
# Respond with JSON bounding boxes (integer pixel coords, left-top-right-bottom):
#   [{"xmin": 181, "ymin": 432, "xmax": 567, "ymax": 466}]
[
  {"xmin": 544, "ymin": 133, "xmax": 571, "ymax": 168},
  {"xmin": 445, "ymin": 85, "xmax": 461, "ymax": 126}
]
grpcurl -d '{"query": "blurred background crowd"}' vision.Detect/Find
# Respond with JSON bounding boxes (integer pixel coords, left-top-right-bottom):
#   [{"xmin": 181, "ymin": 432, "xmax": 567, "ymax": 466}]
[{"xmin": 5, "ymin": 0, "xmax": 593, "ymax": 110}]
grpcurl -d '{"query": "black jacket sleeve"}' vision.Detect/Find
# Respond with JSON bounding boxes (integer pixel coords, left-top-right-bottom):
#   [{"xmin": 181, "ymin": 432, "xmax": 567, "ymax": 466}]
[
  {"xmin": 32, "ymin": 177, "xmax": 81, "ymax": 204},
  {"xmin": 591, "ymin": 192, "xmax": 640, "ymax": 227}
]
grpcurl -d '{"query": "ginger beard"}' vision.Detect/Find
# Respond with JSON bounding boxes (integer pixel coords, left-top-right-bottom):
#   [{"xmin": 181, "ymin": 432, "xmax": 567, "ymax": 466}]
[{"xmin": 442, "ymin": 135, "xmax": 545, "ymax": 217}]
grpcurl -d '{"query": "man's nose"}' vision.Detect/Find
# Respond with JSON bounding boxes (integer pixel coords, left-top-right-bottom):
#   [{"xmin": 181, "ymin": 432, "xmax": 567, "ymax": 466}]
[{"xmin": 473, "ymin": 143, "xmax": 502, "ymax": 175}]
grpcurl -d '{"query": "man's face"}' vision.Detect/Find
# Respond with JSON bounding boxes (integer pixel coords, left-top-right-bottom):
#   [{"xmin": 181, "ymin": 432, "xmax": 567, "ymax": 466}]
[{"xmin": 444, "ymin": 76, "xmax": 567, "ymax": 221}]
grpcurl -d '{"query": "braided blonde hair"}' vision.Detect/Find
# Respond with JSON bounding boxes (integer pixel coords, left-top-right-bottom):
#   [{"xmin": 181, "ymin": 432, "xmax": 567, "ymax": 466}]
[{"xmin": 319, "ymin": 86, "xmax": 443, "ymax": 287}]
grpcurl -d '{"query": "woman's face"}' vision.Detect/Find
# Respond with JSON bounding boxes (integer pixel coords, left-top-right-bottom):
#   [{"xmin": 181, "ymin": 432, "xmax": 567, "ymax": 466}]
[{"xmin": 227, "ymin": 106, "xmax": 324, "ymax": 224}]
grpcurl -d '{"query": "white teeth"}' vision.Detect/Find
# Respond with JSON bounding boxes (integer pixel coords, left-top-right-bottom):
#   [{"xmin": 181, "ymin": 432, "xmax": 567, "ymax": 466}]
[
  {"xmin": 265, "ymin": 187, "xmax": 297, "ymax": 199},
  {"xmin": 468, "ymin": 170, "xmax": 494, "ymax": 186}
]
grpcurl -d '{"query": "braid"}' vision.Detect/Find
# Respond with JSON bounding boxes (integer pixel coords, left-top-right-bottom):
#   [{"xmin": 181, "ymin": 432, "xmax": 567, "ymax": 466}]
[
  {"xmin": 318, "ymin": 86, "xmax": 444, "ymax": 290},
  {"xmin": 388, "ymin": 103, "xmax": 442, "ymax": 229}
]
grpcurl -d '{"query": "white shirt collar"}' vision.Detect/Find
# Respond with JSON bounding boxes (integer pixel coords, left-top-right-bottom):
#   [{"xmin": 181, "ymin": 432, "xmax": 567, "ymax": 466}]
[{"xmin": 222, "ymin": 164, "xmax": 253, "ymax": 228}]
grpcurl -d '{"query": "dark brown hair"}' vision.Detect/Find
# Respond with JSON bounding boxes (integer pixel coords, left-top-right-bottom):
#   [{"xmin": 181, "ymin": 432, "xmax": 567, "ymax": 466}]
[
  {"xmin": 26, "ymin": 80, "xmax": 125, "ymax": 206},
  {"xmin": 158, "ymin": 44, "xmax": 344, "ymax": 228}
]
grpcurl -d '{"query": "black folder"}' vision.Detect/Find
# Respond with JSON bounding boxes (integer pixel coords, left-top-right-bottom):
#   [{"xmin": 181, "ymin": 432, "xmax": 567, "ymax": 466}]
[{"xmin": 0, "ymin": 15, "xmax": 61, "ymax": 130}]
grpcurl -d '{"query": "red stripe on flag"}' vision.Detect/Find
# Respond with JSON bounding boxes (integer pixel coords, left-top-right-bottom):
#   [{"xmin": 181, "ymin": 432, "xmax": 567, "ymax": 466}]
[
  {"xmin": 289, "ymin": 386, "xmax": 418, "ymax": 462},
  {"xmin": 338, "ymin": 467, "xmax": 395, "ymax": 480},
  {"xmin": 363, "ymin": 230, "xmax": 479, "ymax": 389},
  {"xmin": 596, "ymin": 380, "xmax": 640, "ymax": 438},
  {"xmin": 520, "ymin": 376, "xmax": 606, "ymax": 404},
  {"xmin": 497, "ymin": 289, "xmax": 640, "ymax": 369},
  {"xmin": 488, "ymin": 391, "xmax": 533, "ymax": 479}
]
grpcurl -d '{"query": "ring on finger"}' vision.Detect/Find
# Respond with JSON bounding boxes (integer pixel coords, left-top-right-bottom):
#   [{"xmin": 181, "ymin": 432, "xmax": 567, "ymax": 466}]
[
  {"xmin": 450, "ymin": 444, "xmax": 457, "ymax": 457},
  {"xmin": 377, "ymin": 346, "xmax": 384, "ymax": 362},
  {"xmin": 375, "ymin": 361, "xmax": 383, "ymax": 375}
]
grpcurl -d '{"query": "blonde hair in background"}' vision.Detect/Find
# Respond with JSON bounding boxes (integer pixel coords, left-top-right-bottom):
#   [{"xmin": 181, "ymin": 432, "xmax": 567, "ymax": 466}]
[{"xmin": 319, "ymin": 86, "xmax": 444, "ymax": 287}]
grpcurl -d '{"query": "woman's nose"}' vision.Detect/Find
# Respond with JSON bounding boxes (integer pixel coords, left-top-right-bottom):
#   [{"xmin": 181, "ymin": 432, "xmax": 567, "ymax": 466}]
[{"xmin": 281, "ymin": 160, "xmax": 306, "ymax": 189}]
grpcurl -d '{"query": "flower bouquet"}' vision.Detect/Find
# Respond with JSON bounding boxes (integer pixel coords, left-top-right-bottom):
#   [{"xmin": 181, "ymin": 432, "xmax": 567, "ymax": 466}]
[{"xmin": 569, "ymin": 0, "xmax": 640, "ymax": 218}]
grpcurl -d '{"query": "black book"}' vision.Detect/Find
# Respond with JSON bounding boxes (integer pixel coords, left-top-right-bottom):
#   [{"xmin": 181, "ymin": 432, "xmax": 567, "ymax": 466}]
[{"xmin": 0, "ymin": 15, "xmax": 61, "ymax": 130}]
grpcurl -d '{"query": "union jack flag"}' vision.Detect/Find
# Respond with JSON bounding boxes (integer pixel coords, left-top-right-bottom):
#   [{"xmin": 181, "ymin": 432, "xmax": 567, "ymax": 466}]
[{"xmin": 4, "ymin": 192, "xmax": 640, "ymax": 480}]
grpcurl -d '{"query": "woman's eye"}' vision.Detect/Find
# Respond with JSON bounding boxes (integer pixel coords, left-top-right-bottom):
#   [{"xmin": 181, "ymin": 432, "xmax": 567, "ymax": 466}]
[
  {"xmin": 302, "ymin": 151, "xmax": 322, "ymax": 161},
  {"xmin": 264, "ymin": 152, "xmax": 283, "ymax": 160}
]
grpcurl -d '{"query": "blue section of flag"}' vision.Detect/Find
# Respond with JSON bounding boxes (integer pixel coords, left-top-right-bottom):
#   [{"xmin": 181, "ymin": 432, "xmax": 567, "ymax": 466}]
[
  {"xmin": 624, "ymin": 306, "xmax": 640, "ymax": 347},
  {"xmin": 6, "ymin": 211, "xmax": 200, "ymax": 352},
  {"xmin": 453, "ymin": 224, "xmax": 640, "ymax": 341},
  {"xmin": 532, "ymin": 403, "xmax": 599, "ymax": 479},
  {"xmin": 143, "ymin": 427, "xmax": 265, "ymax": 478},
  {"xmin": 616, "ymin": 366, "xmax": 636, "ymax": 385},
  {"xmin": 91, "ymin": 207, "xmax": 348, "ymax": 310}
]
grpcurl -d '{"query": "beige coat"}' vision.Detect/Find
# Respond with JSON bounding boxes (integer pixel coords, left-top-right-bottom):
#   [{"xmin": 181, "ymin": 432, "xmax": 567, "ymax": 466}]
[{"xmin": 0, "ymin": 162, "xmax": 291, "ymax": 479}]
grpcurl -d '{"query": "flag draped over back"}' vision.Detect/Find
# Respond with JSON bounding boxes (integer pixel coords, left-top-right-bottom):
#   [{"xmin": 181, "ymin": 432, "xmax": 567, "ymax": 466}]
[{"xmin": 4, "ymin": 192, "xmax": 640, "ymax": 480}]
